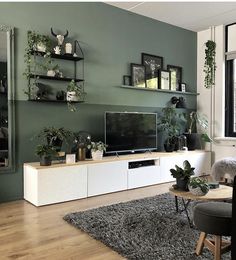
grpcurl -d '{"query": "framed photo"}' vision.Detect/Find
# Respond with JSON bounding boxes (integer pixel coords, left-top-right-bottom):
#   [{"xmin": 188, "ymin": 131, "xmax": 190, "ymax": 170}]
[
  {"xmin": 181, "ymin": 83, "xmax": 186, "ymax": 92},
  {"xmin": 159, "ymin": 70, "xmax": 170, "ymax": 90},
  {"xmin": 167, "ymin": 65, "xmax": 182, "ymax": 91},
  {"xmin": 131, "ymin": 63, "xmax": 146, "ymax": 88},
  {"xmin": 123, "ymin": 75, "xmax": 131, "ymax": 86},
  {"xmin": 142, "ymin": 52, "xmax": 163, "ymax": 78},
  {"xmin": 146, "ymin": 77, "xmax": 158, "ymax": 89},
  {"xmin": 66, "ymin": 154, "xmax": 76, "ymax": 164}
]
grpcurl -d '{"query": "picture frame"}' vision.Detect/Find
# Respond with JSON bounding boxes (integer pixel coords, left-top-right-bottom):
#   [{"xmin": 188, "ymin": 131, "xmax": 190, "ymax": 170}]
[
  {"xmin": 159, "ymin": 70, "xmax": 170, "ymax": 90},
  {"xmin": 181, "ymin": 83, "xmax": 186, "ymax": 92},
  {"xmin": 130, "ymin": 63, "xmax": 146, "ymax": 88},
  {"xmin": 142, "ymin": 52, "xmax": 163, "ymax": 80},
  {"xmin": 123, "ymin": 75, "xmax": 131, "ymax": 86},
  {"xmin": 66, "ymin": 154, "xmax": 76, "ymax": 164},
  {"xmin": 167, "ymin": 65, "xmax": 182, "ymax": 91}
]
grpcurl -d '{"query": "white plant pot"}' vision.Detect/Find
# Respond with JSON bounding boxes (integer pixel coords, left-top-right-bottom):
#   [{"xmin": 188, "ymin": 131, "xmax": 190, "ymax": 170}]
[
  {"xmin": 36, "ymin": 43, "xmax": 46, "ymax": 52},
  {"xmin": 67, "ymin": 91, "xmax": 79, "ymax": 102},
  {"xmin": 91, "ymin": 150, "xmax": 103, "ymax": 160},
  {"xmin": 47, "ymin": 70, "xmax": 56, "ymax": 77},
  {"xmin": 188, "ymin": 185, "xmax": 209, "ymax": 196}
]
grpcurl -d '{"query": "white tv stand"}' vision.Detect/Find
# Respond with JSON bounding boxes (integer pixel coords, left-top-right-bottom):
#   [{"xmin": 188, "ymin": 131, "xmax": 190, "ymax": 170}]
[{"xmin": 24, "ymin": 150, "xmax": 211, "ymax": 206}]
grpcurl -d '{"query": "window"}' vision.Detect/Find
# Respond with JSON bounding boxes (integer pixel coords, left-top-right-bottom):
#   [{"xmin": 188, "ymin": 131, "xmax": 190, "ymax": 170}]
[{"xmin": 225, "ymin": 23, "xmax": 236, "ymax": 137}]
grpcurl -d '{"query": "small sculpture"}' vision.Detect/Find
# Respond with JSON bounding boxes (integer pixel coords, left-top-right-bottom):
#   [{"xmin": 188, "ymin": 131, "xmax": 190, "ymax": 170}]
[
  {"xmin": 54, "ymin": 46, "xmax": 61, "ymax": 55},
  {"xmin": 51, "ymin": 28, "xmax": 69, "ymax": 46}
]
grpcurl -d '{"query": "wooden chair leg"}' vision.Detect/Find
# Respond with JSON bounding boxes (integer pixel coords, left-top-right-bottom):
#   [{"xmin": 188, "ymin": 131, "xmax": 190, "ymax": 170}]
[
  {"xmin": 214, "ymin": 235, "xmax": 221, "ymax": 260},
  {"xmin": 196, "ymin": 232, "xmax": 207, "ymax": 255}
]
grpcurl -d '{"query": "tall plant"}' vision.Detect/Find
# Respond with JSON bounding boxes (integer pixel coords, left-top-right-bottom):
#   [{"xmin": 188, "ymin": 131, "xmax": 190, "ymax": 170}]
[{"xmin": 204, "ymin": 40, "xmax": 216, "ymax": 89}]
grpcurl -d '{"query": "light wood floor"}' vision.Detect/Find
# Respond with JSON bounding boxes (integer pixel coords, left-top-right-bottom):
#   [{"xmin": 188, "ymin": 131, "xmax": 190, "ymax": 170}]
[{"xmin": 0, "ymin": 182, "xmax": 172, "ymax": 260}]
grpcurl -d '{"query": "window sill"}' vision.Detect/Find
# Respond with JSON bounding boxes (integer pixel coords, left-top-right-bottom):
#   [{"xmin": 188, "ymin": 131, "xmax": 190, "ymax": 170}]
[{"xmin": 214, "ymin": 137, "xmax": 236, "ymax": 141}]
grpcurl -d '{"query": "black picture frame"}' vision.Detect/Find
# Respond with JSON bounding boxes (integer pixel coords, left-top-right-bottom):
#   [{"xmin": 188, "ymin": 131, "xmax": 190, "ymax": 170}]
[
  {"xmin": 167, "ymin": 65, "xmax": 182, "ymax": 91},
  {"xmin": 159, "ymin": 70, "xmax": 170, "ymax": 90},
  {"xmin": 130, "ymin": 63, "xmax": 146, "ymax": 88},
  {"xmin": 123, "ymin": 75, "xmax": 131, "ymax": 86},
  {"xmin": 142, "ymin": 53, "xmax": 163, "ymax": 79}
]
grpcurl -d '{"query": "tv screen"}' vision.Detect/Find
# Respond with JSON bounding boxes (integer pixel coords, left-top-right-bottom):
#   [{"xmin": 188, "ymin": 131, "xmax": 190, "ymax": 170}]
[{"xmin": 105, "ymin": 112, "xmax": 157, "ymax": 153}]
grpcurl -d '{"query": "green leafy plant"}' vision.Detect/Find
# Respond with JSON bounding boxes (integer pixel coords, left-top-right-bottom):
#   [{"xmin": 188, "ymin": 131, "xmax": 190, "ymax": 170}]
[
  {"xmin": 67, "ymin": 80, "xmax": 86, "ymax": 112},
  {"xmin": 35, "ymin": 144, "xmax": 57, "ymax": 157},
  {"xmin": 24, "ymin": 31, "xmax": 53, "ymax": 98},
  {"xmin": 204, "ymin": 40, "xmax": 216, "ymax": 89},
  {"xmin": 157, "ymin": 107, "xmax": 185, "ymax": 145},
  {"xmin": 36, "ymin": 127, "xmax": 73, "ymax": 146},
  {"xmin": 170, "ymin": 160, "xmax": 195, "ymax": 180},
  {"xmin": 87, "ymin": 141, "xmax": 107, "ymax": 152},
  {"xmin": 186, "ymin": 111, "xmax": 212, "ymax": 143},
  {"xmin": 188, "ymin": 177, "xmax": 209, "ymax": 193}
]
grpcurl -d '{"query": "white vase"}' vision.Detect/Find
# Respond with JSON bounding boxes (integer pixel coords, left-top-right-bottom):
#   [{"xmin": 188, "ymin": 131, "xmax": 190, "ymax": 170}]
[
  {"xmin": 67, "ymin": 91, "xmax": 79, "ymax": 102},
  {"xmin": 91, "ymin": 150, "xmax": 103, "ymax": 160}
]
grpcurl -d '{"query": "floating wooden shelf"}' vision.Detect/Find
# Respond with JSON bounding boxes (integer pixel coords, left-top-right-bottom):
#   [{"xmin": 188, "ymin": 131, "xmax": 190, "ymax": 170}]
[
  {"xmin": 29, "ymin": 74, "xmax": 84, "ymax": 82},
  {"xmin": 120, "ymin": 85, "xmax": 199, "ymax": 96},
  {"xmin": 31, "ymin": 50, "xmax": 84, "ymax": 61}
]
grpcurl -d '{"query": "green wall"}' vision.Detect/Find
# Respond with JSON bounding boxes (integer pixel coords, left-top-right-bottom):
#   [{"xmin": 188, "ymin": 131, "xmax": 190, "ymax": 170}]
[{"xmin": 0, "ymin": 2, "xmax": 197, "ymax": 202}]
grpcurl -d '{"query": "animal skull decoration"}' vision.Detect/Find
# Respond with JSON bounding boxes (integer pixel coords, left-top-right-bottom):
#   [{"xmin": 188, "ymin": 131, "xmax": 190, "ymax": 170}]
[{"xmin": 51, "ymin": 28, "xmax": 69, "ymax": 46}]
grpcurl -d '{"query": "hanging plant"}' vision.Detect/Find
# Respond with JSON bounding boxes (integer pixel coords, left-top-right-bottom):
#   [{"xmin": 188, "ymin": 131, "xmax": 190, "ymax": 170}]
[{"xmin": 204, "ymin": 40, "xmax": 216, "ymax": 89}]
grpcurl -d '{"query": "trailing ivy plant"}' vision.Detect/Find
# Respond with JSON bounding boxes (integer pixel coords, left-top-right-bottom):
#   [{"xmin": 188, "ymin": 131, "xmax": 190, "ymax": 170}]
[
  {"xmin": 204, "ymin": 40, "xmax": 216, "ymax": 89},
  {"xmin": 23, "ymin": 31, "xmax": 52, "ymax": 98}
]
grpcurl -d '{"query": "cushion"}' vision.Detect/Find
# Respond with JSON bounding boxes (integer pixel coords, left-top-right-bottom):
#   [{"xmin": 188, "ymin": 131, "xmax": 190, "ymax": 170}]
[{"xmin": 193, "ymin": 202, "xmax": 232, "ymax": 236}]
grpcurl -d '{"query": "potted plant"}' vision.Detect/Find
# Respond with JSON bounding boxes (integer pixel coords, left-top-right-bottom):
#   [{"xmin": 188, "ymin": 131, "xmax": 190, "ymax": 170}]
[
  {"xmin": 36, "ymin": 127, "xmax": 72, "ymax": 151},
  {"xmin": 157, "ymin": 107, "xmax": 185, "ymax": 152},
  {"xmin": 35, "ymin": 144, "xmax": 57, "ymax": 166},
  {"xmin": 188, "ymin": 177, "xmax": 210, "ymax": 196},
  {"xmin": 67, "ymin": 80, "xmax": 86, "ymax": 112},
  {"xmin": 87, "ymin": 141, "xmax": 107, "ymax": 160},
  {"xmin": 170, "ymin": 160, "xmax": 195, "ymax": 191},
  {"xmin": 185, "ymin": 111, "xmax": 212, "ymax": 150}
]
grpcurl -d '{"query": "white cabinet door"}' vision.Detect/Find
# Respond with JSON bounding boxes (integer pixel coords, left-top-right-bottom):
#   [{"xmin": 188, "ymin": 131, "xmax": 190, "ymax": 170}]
[
  {"xmin": 128, "ymin": 165, "xmax": 161, "ymax": 189},
  {"xmin": 185, "ymin": 152, "xmax": 211, "ymax": 176},
  {"xmin": 160, "ymin": 154, "xmax": 185, "ymax": 183},
  {"xmin": 38, "ymin": 165, "xmax": 87, "ymax": 206},
  {"xmin": 87, "ymin": 161, "xmax": 127, "ymax": 197}
]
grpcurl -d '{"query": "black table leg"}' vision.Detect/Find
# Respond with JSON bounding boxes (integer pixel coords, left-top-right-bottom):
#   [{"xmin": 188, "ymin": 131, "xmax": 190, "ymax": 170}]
[
  {"xmin": 181, "ymin": 198, "xmax": 193, "ymax": 228},
  {"xmin": 175, "ymin": 195, "xmax": 179, "ymax": 212}
]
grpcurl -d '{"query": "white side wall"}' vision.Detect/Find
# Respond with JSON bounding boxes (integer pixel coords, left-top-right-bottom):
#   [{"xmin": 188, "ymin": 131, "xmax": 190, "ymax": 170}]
[{"xmin": 197, "ymin": 25, "xmax": 236, "ymax": 162}]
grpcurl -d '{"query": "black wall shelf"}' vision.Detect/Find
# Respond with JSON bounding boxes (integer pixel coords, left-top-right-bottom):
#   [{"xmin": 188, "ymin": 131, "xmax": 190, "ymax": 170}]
[
  {"xmin": 29, "ymin": 74, "xmax": 84, "ymax": 82},
  {"xmin": 31, "ymin": 50, "xmax": 84, "ymax": 61},
  {"xmin": 28, "ymin": 99, "xmax": 85, "ymax": 103},
  {"xmin": 120, "ymin": 85, "xmax": 199, "ymax": 96}
]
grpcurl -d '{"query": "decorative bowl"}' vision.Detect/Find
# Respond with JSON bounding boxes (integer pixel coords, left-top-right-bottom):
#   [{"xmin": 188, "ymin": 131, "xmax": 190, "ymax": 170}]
[{"xmin": 188, "ymin": 185, "xmax": 209, "ymax": 196}]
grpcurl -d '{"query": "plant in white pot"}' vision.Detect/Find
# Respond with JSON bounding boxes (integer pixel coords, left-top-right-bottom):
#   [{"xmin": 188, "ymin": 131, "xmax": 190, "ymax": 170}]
[
  {"xmin": 87, "ymin": 141, "xmax": 107, "ymax": 160},
  {"xmin": 188, "ymin": 177, "xmax": 210, "ymax": 196}
]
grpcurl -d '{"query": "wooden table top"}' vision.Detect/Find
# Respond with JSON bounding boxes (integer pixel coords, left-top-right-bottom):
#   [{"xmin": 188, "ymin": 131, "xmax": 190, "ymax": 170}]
[{"xmin": 169, "ymin": 185, "xmax": 233, "ymax": 201}]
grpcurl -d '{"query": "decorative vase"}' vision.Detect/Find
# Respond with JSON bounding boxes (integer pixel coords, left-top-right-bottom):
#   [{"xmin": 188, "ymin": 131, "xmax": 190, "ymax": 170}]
[
  {"xmin": 36, "ymin": 43, "xmax": 46, "ymax": 52},
  {"xmin": 40, "ymin": 156, "xmax": 52, "ymax": 166},
  {"xmin": 47, "ymin": 70, "xmax": 56, "ymax": 77},
  {"xmin": 164, "ymin": 143, "xmax": 175, "ymax": 152},
  {"xmin": 188, "ymin": 185, "xmax": 209, "ymax": 196},
  {"xmin": 91, "ymin": 150, "xmax": 103, "ymax": 160},
  {"xmin": 184, "ymin": 133, "xmax": 199, "ymax": 151},
  {"xmin": 67, "ymin": 91, "xmax": 79, "ymax": 102},
  {"xmin": 78, "ymin": 147, "xmax": 86, "ymax": 161}
]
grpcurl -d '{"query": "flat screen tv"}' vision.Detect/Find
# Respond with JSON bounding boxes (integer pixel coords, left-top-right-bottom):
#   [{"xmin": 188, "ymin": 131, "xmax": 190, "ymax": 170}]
[{"xmin": 105, "ymin": 111, "xmax": 157, "ymax": 154}]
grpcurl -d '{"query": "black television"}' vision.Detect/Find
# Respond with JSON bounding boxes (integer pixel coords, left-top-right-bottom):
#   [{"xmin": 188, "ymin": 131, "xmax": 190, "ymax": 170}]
[{"xmin": 105, "ymin": 111, "xmax": 157, "ymax": 154}]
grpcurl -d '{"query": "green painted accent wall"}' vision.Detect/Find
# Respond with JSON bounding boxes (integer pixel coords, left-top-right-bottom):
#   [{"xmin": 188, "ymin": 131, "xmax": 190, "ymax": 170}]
[{"xmin": 0, "ymin": 2, "xmax": 197, "ymax": 202}]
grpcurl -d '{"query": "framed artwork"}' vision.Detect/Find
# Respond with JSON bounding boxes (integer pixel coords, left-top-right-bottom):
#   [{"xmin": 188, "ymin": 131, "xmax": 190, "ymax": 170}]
[
  {"xmin": 142, "ymin": 53, "xmax": 163, "ymax": 83},
  {"xmin": 159, "ymin": 70, "xmax": 170, "ymax": 90},
  {"xmin": 167, "ymin": 65, "xmax": 182, "ymax": 91},
  {"xmin": 181, "ymin": 83, "xmax": 186, "ymax": 92},
  {"xmin": 131, "ymin": 63, "xmax": 146, "ymax": 88},
  {"xmin": 123, "ymin": 75, "xmax": 131, "ymax": 86},
  {"xmin": 146, "ymin": 77, "xmax": 158, "ymax": 89}
]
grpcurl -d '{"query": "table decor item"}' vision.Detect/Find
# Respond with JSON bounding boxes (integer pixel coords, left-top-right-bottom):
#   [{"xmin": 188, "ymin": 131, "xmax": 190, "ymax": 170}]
[
  {"xmin": 87, "ymin": 141, "xmax": 107, "ymax": 160},
  {"xmin": 188, "ymin": 177, "xmax": 210, "ymax": 196}
]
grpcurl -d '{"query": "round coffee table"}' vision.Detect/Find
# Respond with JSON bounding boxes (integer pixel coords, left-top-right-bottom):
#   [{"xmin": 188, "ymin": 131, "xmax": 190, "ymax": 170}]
[{"xmin": 169, "ymin": 185, "xmax": 233, "ymax": 227}]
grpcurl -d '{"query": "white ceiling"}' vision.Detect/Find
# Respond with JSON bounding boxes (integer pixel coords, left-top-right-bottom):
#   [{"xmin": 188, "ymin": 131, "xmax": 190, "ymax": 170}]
[{"xmin": 106, "ymin": 2, "xmax": 236, "ymax": 32}]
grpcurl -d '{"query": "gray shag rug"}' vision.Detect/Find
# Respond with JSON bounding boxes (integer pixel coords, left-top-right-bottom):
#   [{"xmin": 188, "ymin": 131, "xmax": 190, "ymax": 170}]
[{"xmin": 63, "ymin": 193, "xmax": 231, "ymax": 260}]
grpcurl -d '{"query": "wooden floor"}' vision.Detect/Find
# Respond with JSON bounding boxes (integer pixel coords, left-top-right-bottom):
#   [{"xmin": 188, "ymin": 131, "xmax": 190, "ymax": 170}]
[{"xmin": 0, "ymin": 182, "xmax": 172, "ymax": 260}]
